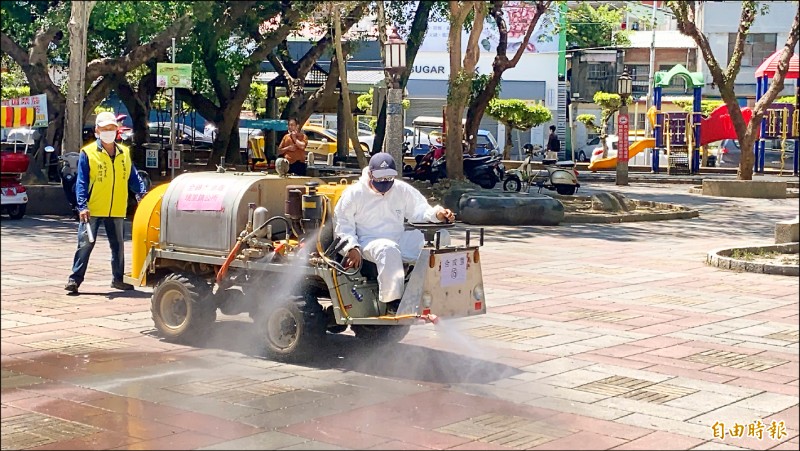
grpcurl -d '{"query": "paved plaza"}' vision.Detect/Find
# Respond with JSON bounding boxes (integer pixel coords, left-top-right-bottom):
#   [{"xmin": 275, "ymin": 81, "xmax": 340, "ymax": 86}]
[{"xmin": 1, "ymin": 181, "xmax": 798, "ymax": 450}]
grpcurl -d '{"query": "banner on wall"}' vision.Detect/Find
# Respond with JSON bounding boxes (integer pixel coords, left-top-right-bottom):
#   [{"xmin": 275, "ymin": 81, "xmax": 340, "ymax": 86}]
[
  {"xmin": 418, "ymin": 1, "xmax": 559, "ymax": 54},
  {"xmin": 1, "ymin": 94, "xmax": 49, "ymax": 128}
]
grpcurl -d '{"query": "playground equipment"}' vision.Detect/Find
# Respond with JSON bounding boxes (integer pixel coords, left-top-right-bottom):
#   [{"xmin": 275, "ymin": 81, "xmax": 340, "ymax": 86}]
[
  {"xmin": 754, "ymin": 51, "xmax": 799, "ymax": 176},
  {"xmin": 652, "ymin": 65, "xmax": 705, "ymax": 175},
  {"xmin": 587, "ymin": 138, "xmax": 655, "ymax": 171}
]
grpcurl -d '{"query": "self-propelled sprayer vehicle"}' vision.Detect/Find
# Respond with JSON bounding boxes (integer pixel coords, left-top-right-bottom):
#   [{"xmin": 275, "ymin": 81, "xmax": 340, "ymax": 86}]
[{"xmin": 126, "ymin": 171, "xmax": 487, "ymax": 361}]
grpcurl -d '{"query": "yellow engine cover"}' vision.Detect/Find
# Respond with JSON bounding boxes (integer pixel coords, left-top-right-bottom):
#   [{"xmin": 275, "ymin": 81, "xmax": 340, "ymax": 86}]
[
  {"xmin": 316, "ymin": 180, "xmax": 354, "ymax": 210},
  {"xmin": 130, "ymin": 183, "xmax": 169, "ymax": 285}
]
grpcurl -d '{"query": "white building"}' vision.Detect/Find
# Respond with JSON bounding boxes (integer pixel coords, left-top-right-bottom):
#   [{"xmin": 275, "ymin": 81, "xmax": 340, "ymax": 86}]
[
  {"xmin": 405, "ymin": 4, "xmax": 561, "ymax": 152},
  {"xmin": 697, "ymin": 0, "xmax": 798, "ymax": 101}
]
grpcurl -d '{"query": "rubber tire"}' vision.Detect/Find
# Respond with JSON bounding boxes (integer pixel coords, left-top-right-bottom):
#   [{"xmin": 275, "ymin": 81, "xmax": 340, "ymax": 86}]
[
  {"xmin": 478, "ymin": 178, "xmax": 497, "ymax": 190},
  {"xmin": 7, "ymin": 204, "xmax": 26, "ymax": 220},
  {"xmin": 503, "ymin": 177, "xmax": 522, "ymax": 192},
  {"xmin": 151, "ymin": 272, "xmax": 216, "ymax": 344},
  {"xmin": 555, "ymin": 184, "xmax": 577, "ymax": 195},
  {"xmin": 261, "ymin": 298, "xmax": 326, "ymax": 362},
  {"xmin": 351, "ymin": 324, "xmax": 411, "ymax": 344},
  {"xmin": 577, "ymin": 151, "xmax": 587, "ymax": 162}
]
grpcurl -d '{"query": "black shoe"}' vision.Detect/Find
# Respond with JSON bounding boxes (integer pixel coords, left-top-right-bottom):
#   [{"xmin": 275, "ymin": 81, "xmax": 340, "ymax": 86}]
[
  {"xmin": 386, "ymin": 299, "xmax": 401, "ymax": 316},
  {"xmin": 64, "ymin": 279, "xmax": 78, "ymax": 293},
  {"xmin": 111, "ymin": 280, "xmax": 134, "ymax": 291}
]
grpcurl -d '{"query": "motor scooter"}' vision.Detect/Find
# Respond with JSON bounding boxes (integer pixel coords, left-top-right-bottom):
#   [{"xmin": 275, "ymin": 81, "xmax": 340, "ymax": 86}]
[
  {"xmin": 403, "ymin": 143, "xmax": 445, "ymax": 183},
  {"xmin": 59, "ymin": 151, "xmax": 81, "ymax": 219},
  {"xmin": 503, "ymin": 143, "xmax": 580, "ymax": 195},
  {"xmin": 430, "ymin": 150, "xmax": 504, "ymax": 189}
]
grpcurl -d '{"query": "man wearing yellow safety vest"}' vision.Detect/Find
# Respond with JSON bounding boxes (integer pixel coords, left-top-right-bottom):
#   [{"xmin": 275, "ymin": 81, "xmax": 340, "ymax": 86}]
[{"xmin": 65, "ymin": 111, "xmax": 147, "ymax": 294}]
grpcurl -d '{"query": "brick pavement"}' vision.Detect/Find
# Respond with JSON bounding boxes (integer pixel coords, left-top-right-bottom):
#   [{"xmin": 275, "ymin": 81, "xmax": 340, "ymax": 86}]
[{"xmin": 1, "ymin": 182, "xmax": 798, "ymax": 450}]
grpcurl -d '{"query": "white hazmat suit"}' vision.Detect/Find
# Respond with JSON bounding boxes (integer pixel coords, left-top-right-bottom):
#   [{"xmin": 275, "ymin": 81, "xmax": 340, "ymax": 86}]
[{"xmin": 334, "ymin": 168, "xmax": 446, "ymax": 303}]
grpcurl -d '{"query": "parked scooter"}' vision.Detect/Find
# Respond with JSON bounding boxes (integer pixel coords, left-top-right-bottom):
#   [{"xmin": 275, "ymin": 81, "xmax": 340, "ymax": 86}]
[
  {"xmin": 503, "ymin": 143, "xmax": 580, "ymax": 195},
  {"xmin": 430, "ymin": 151, "xmax": 505, "ymax": 189},
  {"xmin": 402, "ymin": 143, "xmax": 445, "ymax": 183}
]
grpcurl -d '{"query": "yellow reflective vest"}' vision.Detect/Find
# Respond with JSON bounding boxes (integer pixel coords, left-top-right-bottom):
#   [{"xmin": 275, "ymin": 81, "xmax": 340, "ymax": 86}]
[{"xmin": 82, "ymin": 141, "xmax": 133, "ymax": 218}]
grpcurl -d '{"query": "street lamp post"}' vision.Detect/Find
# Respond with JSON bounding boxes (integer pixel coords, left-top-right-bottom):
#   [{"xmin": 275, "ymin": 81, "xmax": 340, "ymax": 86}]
[
  {"xmin": 616, "ymin": 70, "xmax": 633, "ymax": 186},
  {"xmin": 383, "ymin": 28, "xmax": 406, "ymax": 176}
]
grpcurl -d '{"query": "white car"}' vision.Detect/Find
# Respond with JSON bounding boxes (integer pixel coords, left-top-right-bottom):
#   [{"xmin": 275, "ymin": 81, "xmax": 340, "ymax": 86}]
[{"xmin": 577, "ymin": 137, "xmax": 601, "ymax": 162}]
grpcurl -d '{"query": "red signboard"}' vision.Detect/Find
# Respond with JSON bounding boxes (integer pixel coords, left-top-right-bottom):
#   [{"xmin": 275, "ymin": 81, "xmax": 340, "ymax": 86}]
[{"xmin": 617, "ymin": 113, "xmax": 630, "ymax": 161}]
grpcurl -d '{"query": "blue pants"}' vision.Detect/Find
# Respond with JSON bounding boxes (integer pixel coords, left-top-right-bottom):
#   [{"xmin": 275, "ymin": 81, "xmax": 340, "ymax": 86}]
[{"xmin": 69, "ymin": 217, "xmax": 125, "ymax": 285}]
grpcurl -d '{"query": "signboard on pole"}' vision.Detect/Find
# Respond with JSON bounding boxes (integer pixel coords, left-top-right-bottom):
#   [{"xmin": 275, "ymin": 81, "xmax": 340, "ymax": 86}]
[
  {"xmin": 145, "ymin": 148, "xmax": 159, "ymax": 168},
  {"xmin": 617, "ymin": 113, "xmax": 630, "ymax": 161},
  {"xmin": 156, "ymin": 63, "xmax": 192, "ymax": 89},
  {"xmin": 1, "ymin": 94, "xmax": 49, "ymax": 128},
  {"xmin": 167, "ymin": 150, "xmax": 181, "ymax": 169}
]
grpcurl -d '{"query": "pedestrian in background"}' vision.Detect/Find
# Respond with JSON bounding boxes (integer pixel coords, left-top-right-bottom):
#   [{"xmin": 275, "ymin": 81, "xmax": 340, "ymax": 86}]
[
  {"xmin": 65, "ymin": 111, "xmax": 147, "ymax": 294},
  {"xmin": 277, "ymin": 117, "xmax": 309, "ymax": 176},
  {"xmin": 546, "ymin": 125, "xmax": 560, "ymax": 160}
]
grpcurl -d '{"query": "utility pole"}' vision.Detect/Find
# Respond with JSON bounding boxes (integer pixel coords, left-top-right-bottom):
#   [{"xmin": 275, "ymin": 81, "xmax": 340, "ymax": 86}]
[
  {"xmin": 645, "ymin": 0, "xmax": 658, "ymax": 138},
  {"xmin": 63, "ymin": 1, "xmax": 96, "ymax": 153},
  {"xmin": 170, "ymin": 37, "xmax": 176, "ymax": 180}
]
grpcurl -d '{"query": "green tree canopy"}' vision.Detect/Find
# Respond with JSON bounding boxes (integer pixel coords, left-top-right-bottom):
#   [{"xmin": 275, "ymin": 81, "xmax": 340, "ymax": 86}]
[
  {"xmin": 486, "ymin": 98, "xmax": 552, "ymax": 159},
  {"xmin": 566, "ymin": 3, "xmax": 629, "ymax": 48},
  {"xmin": 672, "ymin": 98, "xmax": 725, "ymax": 116}
]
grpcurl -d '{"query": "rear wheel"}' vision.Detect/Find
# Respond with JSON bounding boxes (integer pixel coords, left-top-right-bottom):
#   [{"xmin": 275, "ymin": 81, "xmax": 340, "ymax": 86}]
[
  {"xmin": 478, "ymin": 179, "xmax": 497, "ymax": 189},
  {"xmin": 555, "ymin": 184, "xmax": 577, "ymax": 195},
  {"xmin": 503, "ymin": 177, "xmax": 522, "ymax": 192},
  {"xmin": 7, "ymin": 204, "xmax": 26, "ymax": 220},
  {"xmin": 351, "ymin": 324, "xmax": 411, "ymax": 344},
  {"xmin": 151, "ymin": 272, "xmax": 216, "ymax": 344}
]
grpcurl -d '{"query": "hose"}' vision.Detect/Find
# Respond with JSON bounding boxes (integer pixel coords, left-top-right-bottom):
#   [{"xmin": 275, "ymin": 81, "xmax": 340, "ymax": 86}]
[{"xmin": 216, "ymin": 215, "xmax": 297, "ymax": 285}]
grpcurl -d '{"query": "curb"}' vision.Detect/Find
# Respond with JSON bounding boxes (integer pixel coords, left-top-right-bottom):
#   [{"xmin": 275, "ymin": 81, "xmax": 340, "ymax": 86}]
[
  {"xmin": 707, "ymin": 242, "xmax": 800, "ymax": 276},
  {"xmin": 561, "ymin": 198, "xmax": 699, "ymax": 224},
  {"xmin": 689, "ymin": 185, "xmax": 799, "ymax": 198}
]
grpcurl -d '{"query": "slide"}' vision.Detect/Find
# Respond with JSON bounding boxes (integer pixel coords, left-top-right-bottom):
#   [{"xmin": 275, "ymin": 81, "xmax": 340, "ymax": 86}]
[{"xmin": 587, "ymin": 138, "xmax": 655, "ymax": 171}]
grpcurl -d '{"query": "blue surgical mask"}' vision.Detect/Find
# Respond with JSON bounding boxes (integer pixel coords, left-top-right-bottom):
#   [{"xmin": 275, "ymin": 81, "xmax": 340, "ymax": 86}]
[{"xmin": 372, "ymin": 180, "xmax": 394, "ymax": 193}]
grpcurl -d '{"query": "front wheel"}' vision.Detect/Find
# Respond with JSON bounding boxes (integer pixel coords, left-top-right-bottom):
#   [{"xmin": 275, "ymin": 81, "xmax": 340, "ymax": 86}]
[
  {"xmin": 151, "ymin": 272, "xmax": 216, "ymax": 344},
  {"xmin": 503, "ymin": 177, "xmax": 522, "ymax": 192},
  {"xmin": 577, "ymin": 151, "xmax": 587, "ymax": 162},
  {"xmin": 7, "ymin": 204, "xmax": 26, "ymax": 220}
]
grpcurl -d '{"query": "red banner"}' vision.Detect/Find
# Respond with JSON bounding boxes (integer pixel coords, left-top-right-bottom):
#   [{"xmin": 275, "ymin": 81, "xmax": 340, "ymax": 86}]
[{"xmin": 617, "ymin": 113, "xmax": 630, "ymax": 161}]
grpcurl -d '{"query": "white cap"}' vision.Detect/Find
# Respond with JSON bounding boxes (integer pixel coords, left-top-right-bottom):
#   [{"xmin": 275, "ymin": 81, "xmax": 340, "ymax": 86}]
[{"xmin": 95, "ymin": 111, "xmax": 118, "ymax": 127}]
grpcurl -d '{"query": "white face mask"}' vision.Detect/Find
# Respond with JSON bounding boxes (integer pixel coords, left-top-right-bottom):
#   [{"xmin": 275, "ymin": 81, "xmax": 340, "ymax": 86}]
[{"xmin": 98, "ymin": 130, "xmax": 117, "ymax": 144}]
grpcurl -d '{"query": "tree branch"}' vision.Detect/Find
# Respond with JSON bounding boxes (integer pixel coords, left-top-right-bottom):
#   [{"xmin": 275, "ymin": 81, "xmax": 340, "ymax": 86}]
[
  {"xmin": 83, "ymin": 76, "xmax": 116, "ymax": 118},
  {"xmin": 400, "ymin": 1, "xmax": 434, "ymax": 88},
  {"xmin": 463, "ymin": 3, "xmax": 486, "ymax": 72},
  {"xmin": 85, "ymin": 14, "xmax": 192, "ymax": 82},
  {"xmin": 0, "ymin": 31, "xmax": 31, "ymax": 67},
  {"xmin": 295, "ymin": 2, "xmax": 368, "ymax": 76},
  {"xmin": 508, "ymin": 1, "xmax": 550, "ymax": 68},
  {"xmin": 725, "ymin": 2, "xmax": 757, "ymax": 82},
  {"xmin": 752, "ymin": 7, "xmax": 800, "ymax": 116}
]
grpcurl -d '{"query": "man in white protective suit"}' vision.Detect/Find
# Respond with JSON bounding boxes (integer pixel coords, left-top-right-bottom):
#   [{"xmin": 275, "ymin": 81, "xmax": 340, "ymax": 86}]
[{"xmin": 334, "ymin": 153, "xmax": 456, "ymax": 315}]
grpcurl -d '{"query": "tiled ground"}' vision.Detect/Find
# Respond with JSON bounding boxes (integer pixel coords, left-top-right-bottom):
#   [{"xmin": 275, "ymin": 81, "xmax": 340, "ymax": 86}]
[{"xmin": 1, "ymin": 181, "xmax": 798, "ymax": 450}]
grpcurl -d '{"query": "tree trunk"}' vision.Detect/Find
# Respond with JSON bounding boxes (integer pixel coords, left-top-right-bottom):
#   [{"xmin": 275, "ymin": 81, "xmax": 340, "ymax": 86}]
[
  {"xmin": 503, "ymin": 123, "xmax": 513, "ymax": 160},
  {"xmin": 64, "ymin": 2, "xmax": 95, "ymax": 171},
  {"xmin": 464, "ymin": 1, "xmax": 550, "ymax": 152},
  {"xmin": 334, "ymin": 9, "xmax": 368, "ymax": 168},
  {"xmin": 372, "ymin": 100, "xmax": 388, "ymax": 155},
  {"xmin": 465, "ymin": 73, "xmax": 501, "ymax": 152}
]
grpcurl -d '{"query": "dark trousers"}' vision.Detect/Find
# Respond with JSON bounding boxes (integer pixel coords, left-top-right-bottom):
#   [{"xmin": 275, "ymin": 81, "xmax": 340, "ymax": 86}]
[
  {"xmin": 69, "ymin": 217, "xmax": 125, "ymax": 285},
  {"xmin": 289, "ymin": 161, "xmax": 307, "ymax": 176}
]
